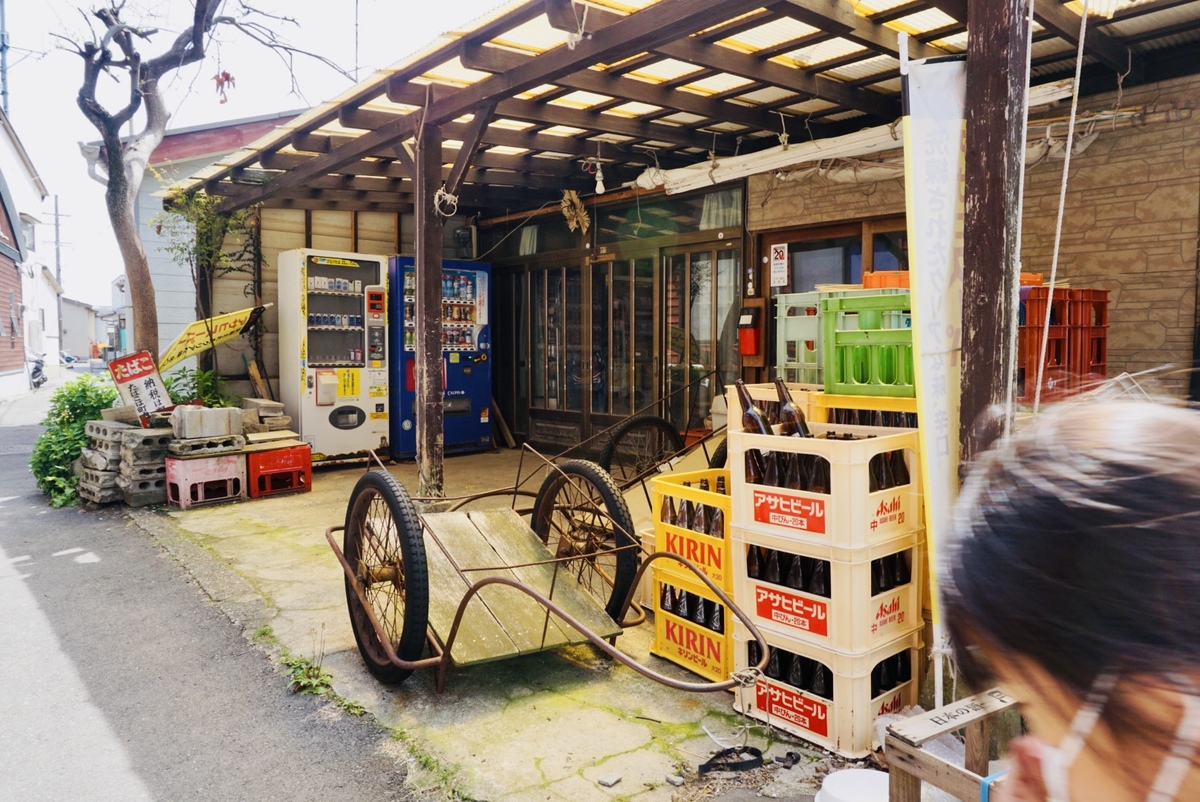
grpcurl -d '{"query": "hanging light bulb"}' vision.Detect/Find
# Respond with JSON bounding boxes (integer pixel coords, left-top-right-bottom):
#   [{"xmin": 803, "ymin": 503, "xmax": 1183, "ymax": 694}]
[{"xmin": 594, "ymin": 163, "xmax": 606, "ymax": 195}]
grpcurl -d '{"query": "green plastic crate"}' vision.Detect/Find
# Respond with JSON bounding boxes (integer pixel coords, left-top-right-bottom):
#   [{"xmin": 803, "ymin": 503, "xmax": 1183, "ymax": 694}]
[
  {"xmin": 821, "ymin": 293, "xmax": 915, "ymax": 398},
  {"xmin": 775, "ymin": 291, "xmax": 822, "ymax": 385}
]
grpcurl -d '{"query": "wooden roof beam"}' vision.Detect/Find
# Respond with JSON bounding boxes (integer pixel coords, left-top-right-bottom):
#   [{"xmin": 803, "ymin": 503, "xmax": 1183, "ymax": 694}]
[
  {"xmin": 216, "ymin": 0, "xmax": 757, "ymax": 211},
  {"xmin": 386, "ymin": 83, "xmax": 726, "ymax": 151},
  {"xmin": 771, "ymin": 0, "xmax": 948, "ymax": 61},
  {"xmin": 544, "ymin": 0, "xmax": 898, "ymax": 120},
  {"xmin": 922, "ymin": 0, "xmax": 966, "ymax": 22},
  {"xmin": 456, "ymin": 44, "xmax": 788, "ymax": 140},
  {"xmin": 1033, "ymin": 1, "xmax": 1139, "ymax": 75}
]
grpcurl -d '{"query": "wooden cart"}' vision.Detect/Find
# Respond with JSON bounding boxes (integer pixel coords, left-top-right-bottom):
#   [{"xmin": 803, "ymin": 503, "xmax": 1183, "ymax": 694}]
[{"xmin": 327, "ymin": 459, "xmax": 766, "ymax": 693}]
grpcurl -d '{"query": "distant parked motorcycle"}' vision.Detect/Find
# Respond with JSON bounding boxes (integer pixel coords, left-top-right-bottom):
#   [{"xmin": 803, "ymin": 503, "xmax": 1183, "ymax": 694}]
[{"xmin": 27, "ymin": 351, "xmax": 46, "ymax": 390}]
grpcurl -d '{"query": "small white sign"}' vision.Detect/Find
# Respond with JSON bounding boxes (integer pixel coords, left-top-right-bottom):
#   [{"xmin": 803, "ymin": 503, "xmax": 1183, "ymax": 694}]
[{"xmin": 770, "ymin": 243, "xmax": 789, "ymax": 288}]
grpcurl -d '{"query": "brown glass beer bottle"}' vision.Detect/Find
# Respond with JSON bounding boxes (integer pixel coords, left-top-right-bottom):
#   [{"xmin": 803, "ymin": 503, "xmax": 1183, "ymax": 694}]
[{"xmin": 774, "ymin": 377, "xmax": 813, "ymax": 437}]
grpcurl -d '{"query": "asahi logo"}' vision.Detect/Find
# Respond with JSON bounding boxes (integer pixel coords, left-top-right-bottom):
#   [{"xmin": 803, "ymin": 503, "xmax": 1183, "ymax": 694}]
[
  {"xmin": 664, "ymin": 531, "xmax": 723, "ymax": 571},
  {"xmin": 878, "ymin": 694, "xmax": 903, "ymax": 715},
  {"xmin": 663, "ymin": 619, "xmax": 722, "ymax": 662},
  {"xmin": 876, "ymin": 597, "xmax": 900, "ymax": 620},
  {"xmin": 875, "ymin": 496, "xmax": 901, "ymax": 516}
]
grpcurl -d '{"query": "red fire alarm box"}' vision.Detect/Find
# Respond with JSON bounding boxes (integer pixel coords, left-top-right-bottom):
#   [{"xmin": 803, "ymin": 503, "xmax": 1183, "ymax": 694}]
[{"xmin": 738, "ymin": 306, "xmax": 762, "ymax": 356}]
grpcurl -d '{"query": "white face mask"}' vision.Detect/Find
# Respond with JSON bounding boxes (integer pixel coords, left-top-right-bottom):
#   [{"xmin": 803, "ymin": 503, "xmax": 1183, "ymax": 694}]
[{"xmin": 1038, "ymin": 673, "xmax": 1200, "ymax": 802}]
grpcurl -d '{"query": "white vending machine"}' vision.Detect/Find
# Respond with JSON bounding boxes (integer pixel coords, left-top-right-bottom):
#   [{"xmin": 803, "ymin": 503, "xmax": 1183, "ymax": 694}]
[{"xmin": 278, "ymin": 249, "xmax": 389, "ymax": 461}]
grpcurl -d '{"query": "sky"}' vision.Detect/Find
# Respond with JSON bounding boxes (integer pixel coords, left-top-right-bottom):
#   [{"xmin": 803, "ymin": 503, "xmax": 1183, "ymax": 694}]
[{"xmin": 5, "ymin": 0, "xmax": 506, "ymax": 308}]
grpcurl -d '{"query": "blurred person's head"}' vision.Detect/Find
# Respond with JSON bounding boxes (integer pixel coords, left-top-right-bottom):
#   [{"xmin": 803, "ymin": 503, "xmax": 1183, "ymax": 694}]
[{"xmin": 943, "ymin": 400, "xmax": 1200, "ymax": 801}]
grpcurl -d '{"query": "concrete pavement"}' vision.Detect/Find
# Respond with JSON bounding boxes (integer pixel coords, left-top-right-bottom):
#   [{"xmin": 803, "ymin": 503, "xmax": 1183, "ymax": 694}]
[
  {"xmin": 8, "ymin": 373, "xmax": 840, "ymax": 800},
  {"xmin": 142, "ymin": 450, "xmax": 835, "ymax": 801}
]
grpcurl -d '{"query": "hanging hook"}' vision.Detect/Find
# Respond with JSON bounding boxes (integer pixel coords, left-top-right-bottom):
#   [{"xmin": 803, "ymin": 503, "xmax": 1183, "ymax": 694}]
[{"xmin": 775, "ymin": 110, "xmax": 790, "ymax": 150}]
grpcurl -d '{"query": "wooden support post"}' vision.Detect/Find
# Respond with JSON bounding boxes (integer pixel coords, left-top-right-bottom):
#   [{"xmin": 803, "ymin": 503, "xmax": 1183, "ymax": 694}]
[
  {"xmin": 414, "ymin": 124, "xmax": 445, "ymax": 498},
  {"xmin": 961, "ymin": 0, "xmax": 1030, "ymax": 461}
]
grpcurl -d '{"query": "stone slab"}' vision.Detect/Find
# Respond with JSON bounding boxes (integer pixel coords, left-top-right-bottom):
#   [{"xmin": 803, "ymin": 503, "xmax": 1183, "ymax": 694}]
[
  {"xmin": 172, "ymin": 407, "xmax": 244, "ymax": 439},
  {"xmin": 241, "ymin": 408, "xmax": 260, "ymax": 428},
  {"xmin": 168, "ymin": 435, "xmax": 247, "ymax": 458},
  {"xmin": 264, "ymin": 415, "xmax": 293, "ymax": 431}
]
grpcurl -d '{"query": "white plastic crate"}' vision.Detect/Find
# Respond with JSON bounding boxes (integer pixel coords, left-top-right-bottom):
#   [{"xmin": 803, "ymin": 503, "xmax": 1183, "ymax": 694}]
[
  {"xmin": 731, "ymin": 623, "xmax": 922, "ymax": 758},
  {"xmin": 732, "ymin": 527, "xmax": 924, "ymax": 653},
  {"xmin": 726, "ymin": 421, "xmax": 921, "ymax": 550}
]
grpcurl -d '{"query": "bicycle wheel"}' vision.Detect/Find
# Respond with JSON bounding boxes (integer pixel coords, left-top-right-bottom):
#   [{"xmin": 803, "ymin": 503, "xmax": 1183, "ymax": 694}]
[
  {"xmin": 531, "ymin": 460, "xmax": 638, "ymax": 621},
  {"xmin": 598, "ymin": 415, "xmax": 686, "ymax": 488},
  {"xmin": 707, "ymin": 438, "xmax": 728, "ymax": 470},
  {"xmin": 343, "ymin": 470, "xmax": 430, "ymax": 684}
]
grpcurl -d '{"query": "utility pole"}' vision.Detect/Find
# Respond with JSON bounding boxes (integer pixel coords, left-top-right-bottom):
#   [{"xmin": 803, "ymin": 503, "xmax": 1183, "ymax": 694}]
[
  {"xmin": 54, "ymin": 195, "xmax": 63, "ymax": 360},
  {"xmin": 0, "ymin": 0, "xmax": 8, "ymax": 116},
  {"xmin": 960, "ymin": 0, "xmax": 1031, "ymax": 462}
]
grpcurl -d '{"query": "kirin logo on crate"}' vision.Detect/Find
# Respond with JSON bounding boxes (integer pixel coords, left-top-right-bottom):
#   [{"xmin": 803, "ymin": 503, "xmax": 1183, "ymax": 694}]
[
  {"xmin": 754, "ymin": 585, "xmax": 828, "ymax": 636},
  {"xmin": 752, "ymin": 489, "xmax": 825, "ymax": 533},
  {"xmin": 662, "ymin": 530, "xmax": 726, "ymax": 586},
  {"xmin": 660, "ymin": 618, "xmax": 724, "ymax": 676}
]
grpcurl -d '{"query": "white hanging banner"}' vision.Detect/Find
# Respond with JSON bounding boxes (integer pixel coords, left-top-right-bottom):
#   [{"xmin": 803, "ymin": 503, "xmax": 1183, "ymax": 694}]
[{"xmin": 902, "ymin": 56, "xmax": 966, "ymax": 629}]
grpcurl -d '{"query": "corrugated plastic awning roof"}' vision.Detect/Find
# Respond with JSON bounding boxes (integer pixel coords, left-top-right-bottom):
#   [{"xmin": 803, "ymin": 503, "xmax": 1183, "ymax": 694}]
[{"xmin": 180, "ymin": 0, "xmax": 1200, "ymax": 216}]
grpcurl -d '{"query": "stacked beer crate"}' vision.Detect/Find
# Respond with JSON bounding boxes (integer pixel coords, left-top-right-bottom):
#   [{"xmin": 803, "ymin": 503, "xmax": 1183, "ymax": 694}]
[
  {"xmin": 649, "ymin": 469, "xmax": 734, "ymax": 682},
  {"xmin": 726, "ymin": 382, "xmax": 925, "ymax": 758},
  {"xmin": 1017, "ymin": 286, "xmax": 1110, "ymax": 401}
]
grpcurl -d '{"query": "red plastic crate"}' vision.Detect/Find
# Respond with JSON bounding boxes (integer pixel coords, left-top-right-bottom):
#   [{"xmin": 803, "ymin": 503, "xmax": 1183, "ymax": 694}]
[
  {"xmin": 1024, "ymin": 286, "xmax": 1069, "ymax": 328},
  {"xmin": 1069, "ymin": 325, "xmax": 1109, "ymax": 381},
  {"xmin": 1017, "ymin": 324, "xmax": 1071, "ymax": 401},
  {"xmin": 166, "ymin": 455, "xmax": 246, "ymax": 510},
  {"xmin": 247, "ymin": 444, "xmax": 312, "ymax": 499},
  {"xmin": 1068, "ymin": 288, "xmax": 1110, "ymax": 327}
]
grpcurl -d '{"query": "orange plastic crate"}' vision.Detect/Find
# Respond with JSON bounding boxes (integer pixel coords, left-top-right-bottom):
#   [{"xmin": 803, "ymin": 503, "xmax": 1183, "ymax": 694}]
[
  {"xmin": 862, "ymin": 271, "xmax": 909, "ymax": 289},
  {"xmin": 247, "ymin": 444, "xmax": 312, "ymax": 499},
  {"xmin": 1068, "ymin": 288, "xmax": 1110, "ymax": 327}
]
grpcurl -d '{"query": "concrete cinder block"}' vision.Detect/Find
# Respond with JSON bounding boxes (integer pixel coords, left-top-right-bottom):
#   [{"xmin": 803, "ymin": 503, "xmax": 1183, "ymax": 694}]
[
  {"xmin": 78, "ymin": 466, "xmax": 119, "ymax": 489},
  {"xmin": 100, "ymin": 406, "xmax": 140, "ymax": 424},
  {"xmin": 121, "ymin": 428, "xmax": 174, "ymax": 450},
  {"xmin": 265, "ymin": 415, "xmax": 293, "ymax": 431},
  {"xmin": 120, "ymin": 483, "xmax": 168, "ymax": 508},
  {"xmin": 119, "ymin": 462, "xmax": 167, "ymax": 481},
  {"xmin": 79, "ymin": 448, "xmax": 120, "ymax": 472},
  {"xmin": 85, "ymin": 420, "xmax": 135, "ymax": 443},
  {"xmin": 242, "ymin": 398, "xmax": 285, "ymax": 417},
  {"xmin": 172, "ymin": 407, "xmax": 244, "ymax": 439},
  {"xmin": 78, "ymin": 482, "xmax": 122, "ymax": 505},
  {"xmin": 168, "ymin": 435, "xmax": 246, "ymax": 458}
]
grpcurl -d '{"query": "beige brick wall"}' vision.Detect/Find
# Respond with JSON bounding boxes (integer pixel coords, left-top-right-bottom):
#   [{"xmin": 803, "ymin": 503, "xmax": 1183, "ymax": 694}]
[{"xmin": 748, "ymin": 73, "xmax": 1200, "ymax": 393}]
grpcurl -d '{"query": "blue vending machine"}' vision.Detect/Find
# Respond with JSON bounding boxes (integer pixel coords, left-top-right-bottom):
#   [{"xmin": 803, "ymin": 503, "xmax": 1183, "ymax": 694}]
[{"xmin": 388, "ymin": 256, "xmax": 493, "ymax": 459}]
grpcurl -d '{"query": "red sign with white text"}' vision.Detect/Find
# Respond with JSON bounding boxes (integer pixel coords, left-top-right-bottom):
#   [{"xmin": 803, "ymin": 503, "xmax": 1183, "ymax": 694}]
[
  {"xmin": 109, "ymin": 351, "xmax": 170, "ymax": 420},
  {"xmin": 755, "ymin": 680, "xmax": 829, "ymax": 737},
  {"xmin": 753, "ymin": 489, "xmax": 826, "ymax": 534},
  {"xmin": 753, "ymin": 582, "xmax": 829, "ymax": 636}
]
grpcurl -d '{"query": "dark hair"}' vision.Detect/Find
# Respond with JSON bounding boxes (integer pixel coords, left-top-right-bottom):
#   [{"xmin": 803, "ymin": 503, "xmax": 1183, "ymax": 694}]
[{"xmin": 944, "ymin": 399, "xmax": 1200, "ymax": 711}]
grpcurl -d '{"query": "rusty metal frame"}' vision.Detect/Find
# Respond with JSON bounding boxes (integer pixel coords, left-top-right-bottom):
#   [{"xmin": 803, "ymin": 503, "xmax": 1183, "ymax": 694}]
[{"xmin": 329, "ymin": 519, "xmax": 767, "ymax": 694}]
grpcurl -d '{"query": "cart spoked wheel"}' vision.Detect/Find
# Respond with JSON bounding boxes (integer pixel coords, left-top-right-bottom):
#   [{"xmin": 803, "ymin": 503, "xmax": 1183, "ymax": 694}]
[
  {"xmin": 343, "ymin": 471, "xmax": 430, "ymax": 684},
  {"xmin": 598, "ymin": 415, "xmax": 686, "ymax": 488},
  {"xmin": 531, "ymin": 460, "xmax": 639, "ymax": 622}
]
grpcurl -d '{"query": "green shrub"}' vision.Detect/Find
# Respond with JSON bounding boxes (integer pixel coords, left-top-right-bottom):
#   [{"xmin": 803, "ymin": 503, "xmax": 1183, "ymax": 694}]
[
  {"xmin": 164, "ymin": 367, "xmax": 237, "ymax": 408},
  {"xmin": 30, "ymin": 375, "xmax": 118, "ymax": 507}
]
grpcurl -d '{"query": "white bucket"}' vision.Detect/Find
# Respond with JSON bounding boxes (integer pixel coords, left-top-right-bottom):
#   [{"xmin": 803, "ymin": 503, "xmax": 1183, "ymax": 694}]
[{"xmin": 814, "ymin": 768, "xmax": 890, "ymax": 802}]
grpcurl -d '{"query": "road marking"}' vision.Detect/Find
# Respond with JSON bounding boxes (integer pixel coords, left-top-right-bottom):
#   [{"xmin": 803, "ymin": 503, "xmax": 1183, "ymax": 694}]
[
  {"xmin": 74, "ymin": 552, "xmax": 100, "ymax": 564},
  {"xmin": 8, "ymin": 555, "xmax": 31, "ymax": 563},
  {"xmin": 0, "ymin": 496, "xmax": 18, "ymax": 503},
  {"xmin": 52, "ymin": 548, "xmax": 84, "ymax": 557},
  {"xmin": 0, "ymin": 541, "xmax": 152, "ymax": 799}
]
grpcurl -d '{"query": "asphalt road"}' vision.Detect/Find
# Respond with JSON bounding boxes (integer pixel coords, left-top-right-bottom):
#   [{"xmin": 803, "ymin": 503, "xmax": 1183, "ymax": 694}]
[{"xmin": 0, "ymin": 420, "xmax": 417, "ymax": 802}]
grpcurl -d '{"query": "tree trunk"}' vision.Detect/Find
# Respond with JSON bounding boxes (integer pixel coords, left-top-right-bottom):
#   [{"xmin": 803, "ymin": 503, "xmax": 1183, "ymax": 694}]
[{"xmin": 107, "ymin": 181, "xmax": 157, "ymax": 357}]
